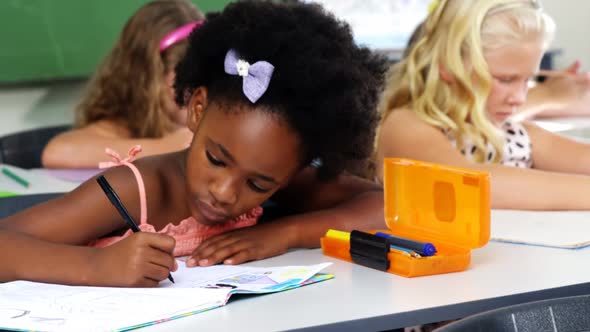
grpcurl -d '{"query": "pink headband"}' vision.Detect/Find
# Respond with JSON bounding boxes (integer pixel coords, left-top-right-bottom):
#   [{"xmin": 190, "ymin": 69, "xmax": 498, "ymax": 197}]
[{"xmin": 159, "ymin": 21, "xmax": 203, "ymax": 52}]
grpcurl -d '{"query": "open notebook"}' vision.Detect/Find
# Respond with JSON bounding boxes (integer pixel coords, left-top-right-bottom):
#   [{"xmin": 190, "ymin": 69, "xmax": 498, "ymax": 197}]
[
  {"xmin": 491, "ymin": 210, "xmax": 590, "ymax": 249},
  {"xmin": 0, "ymin": 262, "xmax": 333, "ymax": 332}
]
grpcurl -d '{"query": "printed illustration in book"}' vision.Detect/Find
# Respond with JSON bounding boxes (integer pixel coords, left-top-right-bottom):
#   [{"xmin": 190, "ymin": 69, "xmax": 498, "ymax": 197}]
[{"xmin": 0, "ymin": 262, "xmax": 333, "ymax": 332}]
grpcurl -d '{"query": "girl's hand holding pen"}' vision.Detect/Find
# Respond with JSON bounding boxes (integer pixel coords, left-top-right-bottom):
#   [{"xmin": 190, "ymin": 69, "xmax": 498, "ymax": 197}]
[
  {"xmin": 89, "ymin": 233, "xmax": 178, "ymax": 287},
  {"xmin": 95, "ymin": 175, "xmax": 176, "ymax": 285}
]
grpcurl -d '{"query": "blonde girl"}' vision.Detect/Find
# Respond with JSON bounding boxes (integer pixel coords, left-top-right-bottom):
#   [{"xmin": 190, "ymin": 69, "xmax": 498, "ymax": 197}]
[{"xmin": 376, "ymin": 0, "xmax": 590, "ymax": 210}]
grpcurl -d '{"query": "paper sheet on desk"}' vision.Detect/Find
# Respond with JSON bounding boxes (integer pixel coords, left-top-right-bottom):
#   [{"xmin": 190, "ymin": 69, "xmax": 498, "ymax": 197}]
[
  {"xmin": 0, "ymin": 262, "xmax": 332, "ymax": 332},
  {"xmin": 161, "ymin": 261, "xmax": 332, "ymax": 293},
  {"xmin": 491, "ymin": 210, "xmax": 590, "ymax": 249},
  {"xmin": 41, "ymin": 169, "xmax": 102, "ymax": 183},
  {"xmin": 0, "ymin": 164, "xmax": 80, "ymax": 194}
]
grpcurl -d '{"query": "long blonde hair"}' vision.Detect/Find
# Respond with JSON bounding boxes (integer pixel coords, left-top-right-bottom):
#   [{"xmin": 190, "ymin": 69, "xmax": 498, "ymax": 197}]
[
  {"xmin": 377, "ymin": 0, "xmax": 554, "ymax": 162},
  {"xmin": 75, "ymin": 0, "xmax": 204, "ymax": 138}
]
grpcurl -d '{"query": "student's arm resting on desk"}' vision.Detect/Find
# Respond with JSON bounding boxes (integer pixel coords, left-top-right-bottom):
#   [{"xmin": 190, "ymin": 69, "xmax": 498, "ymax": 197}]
[
  {"xmin": 0, "ymin": 164, "xmax": 176, "ymax": 286},
  {"xmin": 42, "ymin": 123, "xmax": 192, "ymax": 169},
  {"xmin": 187, "ymin": 167, "xmax": 384, "ymax": 267},
  {"xmin": 376, "ymin": 108, "xmax": 590, "ymax": 210},
  {"xmin": 524, "ymin": 122, "xmax": 590, "ymax": 175}
]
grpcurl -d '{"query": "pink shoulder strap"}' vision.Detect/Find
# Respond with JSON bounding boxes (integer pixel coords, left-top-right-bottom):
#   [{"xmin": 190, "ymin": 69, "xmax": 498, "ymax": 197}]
[{"xmin": 98, "ymin": 145, "xmax": 147, "ymax": 225}]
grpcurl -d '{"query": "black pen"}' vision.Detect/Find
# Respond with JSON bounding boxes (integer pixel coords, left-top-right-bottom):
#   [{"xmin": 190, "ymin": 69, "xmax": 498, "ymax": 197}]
[{"xmin": 96, "ymin": 175, "xmax": 175, "ymax": 283}]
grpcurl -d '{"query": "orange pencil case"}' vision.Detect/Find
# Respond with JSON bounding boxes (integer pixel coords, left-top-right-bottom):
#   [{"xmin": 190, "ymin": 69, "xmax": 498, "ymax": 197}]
[{"xmin": 321, "ymin": 158, "xmax": 491, "ymax": 277}]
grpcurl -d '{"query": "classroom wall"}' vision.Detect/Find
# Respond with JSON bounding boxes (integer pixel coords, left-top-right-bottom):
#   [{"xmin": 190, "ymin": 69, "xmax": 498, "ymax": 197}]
[
  {"xmin": 0, "ymin": 0, "xmax": 231, "ymax": 83},
  {"xmin": 1, "ymin": 1, "xmax": 587, "ymax": 82},
  {"xmin": 0, "ymin": 0, "xmax": 232, "ymax": 136},
  {"xmin": 543, "ymin": 0, "xmax": 590, "ymax": 70},
  {"xmin": 1, "ymin": 0, "xmax": 589, "ymax": 138}
]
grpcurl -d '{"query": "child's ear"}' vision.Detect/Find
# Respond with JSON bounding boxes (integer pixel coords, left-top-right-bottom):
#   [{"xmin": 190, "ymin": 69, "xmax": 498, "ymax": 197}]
[
  {"xmin": 438, "ymin": 64, "xmax": 454, "ymax": 83},
  {"xmin": 187, "ymin": 87, "xmax": 209, "ymax": 133}
]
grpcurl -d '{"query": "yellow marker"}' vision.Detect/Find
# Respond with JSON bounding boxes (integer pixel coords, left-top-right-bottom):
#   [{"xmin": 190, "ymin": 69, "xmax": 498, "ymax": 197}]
[{"xmin": 325, "ymin": 229, "xmax": 350, "ymax": 242}]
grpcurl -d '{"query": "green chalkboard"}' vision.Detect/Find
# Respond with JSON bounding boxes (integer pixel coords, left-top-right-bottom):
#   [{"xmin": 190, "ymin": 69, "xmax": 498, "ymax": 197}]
[{"xmin": 0, "ymin": 0, "xmax": 231, "ymax": 83}]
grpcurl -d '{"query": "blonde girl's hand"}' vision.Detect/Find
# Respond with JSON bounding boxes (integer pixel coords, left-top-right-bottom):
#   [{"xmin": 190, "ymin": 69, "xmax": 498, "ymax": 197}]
[
  {"xmin": 186, "ymin": 223, "xmax": 295, "ymax": 267},
  {"xmin": 91, "ymin": 232, "xmax": 177, "ymax": 287},
  {"xmin": 539, "ymin": 62, "xmax": 590, "ymax": 111}
]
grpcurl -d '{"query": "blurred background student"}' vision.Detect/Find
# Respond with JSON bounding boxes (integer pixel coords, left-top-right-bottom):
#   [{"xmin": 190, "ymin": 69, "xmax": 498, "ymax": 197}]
[
  {"xmin": 42, "ymin": 0, "xmax": 204, "ymax": 169},
  {"xmin": 375, "ymin": 0, "xmax": 590, "ymax": 210}
]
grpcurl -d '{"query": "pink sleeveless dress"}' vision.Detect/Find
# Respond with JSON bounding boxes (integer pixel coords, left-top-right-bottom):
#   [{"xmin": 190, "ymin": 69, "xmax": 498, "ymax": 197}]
[{"xmin": 88, "ymin": 146, "xmax": 262, "ymax": 256}]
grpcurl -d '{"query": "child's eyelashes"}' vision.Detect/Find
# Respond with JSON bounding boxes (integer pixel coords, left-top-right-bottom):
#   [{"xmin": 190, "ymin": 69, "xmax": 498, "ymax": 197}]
[
  {"xmin": 495, "ymin": 76, "xmax": 516, "ymax": 84},
  {"xmin": 206, "ymin": 150, "xmax": 225, "ymax": 167},
  {"xmin": 247, "ymin": 180, "xmax": 271, "ymax": 193},
  {"xmin": 206, "ymin": 149, "xmax": 272, "ymax": 194},
  {"xmin": 494, "ymin": 76, "xmax": 534, "ymax": 85}
]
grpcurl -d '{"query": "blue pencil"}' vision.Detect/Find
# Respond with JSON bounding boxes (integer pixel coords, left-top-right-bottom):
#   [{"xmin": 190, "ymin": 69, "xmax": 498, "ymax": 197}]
[{"xmin": 375, "ymin": 232, "xmax": 437, "ymax": 256}]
